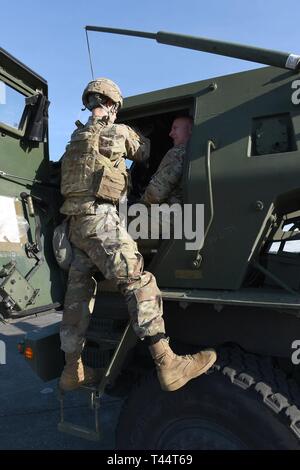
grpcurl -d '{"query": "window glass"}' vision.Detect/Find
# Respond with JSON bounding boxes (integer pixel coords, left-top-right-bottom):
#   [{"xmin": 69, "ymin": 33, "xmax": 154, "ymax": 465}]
[{"xmin": 0, "ymin": 81, "xmax": 25, "ymax": 129}]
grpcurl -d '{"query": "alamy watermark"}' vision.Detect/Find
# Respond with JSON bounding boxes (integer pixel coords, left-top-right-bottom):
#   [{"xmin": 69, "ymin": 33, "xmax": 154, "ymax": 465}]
[
  {"xmin": 291, "ymin": 340, "xmax": 300, "ymax": 365},
  {"xmin": 96, "ymin": 200, "xmax": 204, "ymax": 251},
  {"xmin": 291, "ymin": 80, "xmax": 300, "ymax": 105},
  {"xmin": 0, "ymin": 81, "xmax": 6, "ymax": 105},
  {"xmin": 0, "ymin": 340, "xmax": 6, "ymax": 365}
]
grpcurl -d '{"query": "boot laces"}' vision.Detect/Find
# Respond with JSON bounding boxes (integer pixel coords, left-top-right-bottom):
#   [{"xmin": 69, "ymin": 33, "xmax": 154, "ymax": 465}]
[{"xmin": 183, "ymin": 354, "xmax": 194, "ymax": 361}]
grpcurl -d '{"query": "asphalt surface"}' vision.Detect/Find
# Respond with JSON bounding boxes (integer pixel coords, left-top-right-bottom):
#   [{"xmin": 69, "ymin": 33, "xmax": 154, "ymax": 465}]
[{"xmin": 0, "ymin": 312, "xmax": 123, "ymax": 450}]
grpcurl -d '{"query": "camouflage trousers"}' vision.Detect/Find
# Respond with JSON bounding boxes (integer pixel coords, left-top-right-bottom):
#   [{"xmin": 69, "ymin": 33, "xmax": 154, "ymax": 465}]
[{"xmin": 60, "ymin": 203, "xmax": 165, "ymax": 354}]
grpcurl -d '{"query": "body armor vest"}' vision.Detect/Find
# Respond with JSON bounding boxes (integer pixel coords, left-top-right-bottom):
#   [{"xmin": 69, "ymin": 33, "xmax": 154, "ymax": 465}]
[{"xmin": 60, "ymin": 119, "xmax": 127, "ymax": 211}]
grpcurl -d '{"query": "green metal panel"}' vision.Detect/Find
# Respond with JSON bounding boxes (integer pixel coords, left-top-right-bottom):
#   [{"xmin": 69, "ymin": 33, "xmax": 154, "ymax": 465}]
[{"xmin": 0, "ymin": 48, "xmax": 64, "ymax": 317}]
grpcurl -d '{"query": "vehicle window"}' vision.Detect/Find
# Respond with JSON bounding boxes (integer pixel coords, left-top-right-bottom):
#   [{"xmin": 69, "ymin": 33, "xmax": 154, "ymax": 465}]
[{"xmin": 0, "ymin": 80, "xmax": 26, "ymax": 129}]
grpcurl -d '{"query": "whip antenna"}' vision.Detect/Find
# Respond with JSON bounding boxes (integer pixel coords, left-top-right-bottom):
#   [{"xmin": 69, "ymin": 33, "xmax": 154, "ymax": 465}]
[{"xmin": 85, "ymin": 28, "xmax": 95, "ymax": 80}]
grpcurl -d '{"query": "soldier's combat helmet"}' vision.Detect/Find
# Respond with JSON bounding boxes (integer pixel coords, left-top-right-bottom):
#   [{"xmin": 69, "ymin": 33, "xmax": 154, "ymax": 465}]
[{"xmin": 82, "ymin": 78, "xmax": 123, "ymax": 111}]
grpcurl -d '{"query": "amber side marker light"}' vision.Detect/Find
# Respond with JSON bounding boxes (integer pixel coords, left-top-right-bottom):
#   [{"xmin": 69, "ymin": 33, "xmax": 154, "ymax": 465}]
[{"xmin": 24, "ymin": 347, "xmax": 34, "ymax": 360}]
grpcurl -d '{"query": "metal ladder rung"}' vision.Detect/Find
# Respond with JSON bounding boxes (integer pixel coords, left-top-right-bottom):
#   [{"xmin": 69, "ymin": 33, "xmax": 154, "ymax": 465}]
[
  {"xmin": 58, "ymin": 386, "xmax": 101, "ymax": 441},
  {"xmin": 57, "ymin": 320, "xmax": 136, "ymax": 441},
  {"xmin": 58, "ymin": 421, "xmax": 101, "ymax": 441}
]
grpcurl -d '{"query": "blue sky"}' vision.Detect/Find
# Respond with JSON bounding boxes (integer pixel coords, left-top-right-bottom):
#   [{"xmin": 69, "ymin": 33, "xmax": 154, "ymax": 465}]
[{"xmin": 1, "ymin": 0, "xmax": 300, "ymax": 160}]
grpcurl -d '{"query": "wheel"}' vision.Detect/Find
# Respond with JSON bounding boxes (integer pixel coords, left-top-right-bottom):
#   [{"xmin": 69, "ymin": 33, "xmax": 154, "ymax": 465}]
[{"xmin": 116, "ymin": 347, "xmax": 300, "ymax": 449}]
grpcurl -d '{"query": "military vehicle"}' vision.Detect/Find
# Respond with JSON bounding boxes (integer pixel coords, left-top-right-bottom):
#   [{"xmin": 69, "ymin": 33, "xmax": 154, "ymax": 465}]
[{"xmin": 2, "ymin": 27, "xmax": 300, "ymax": 449}]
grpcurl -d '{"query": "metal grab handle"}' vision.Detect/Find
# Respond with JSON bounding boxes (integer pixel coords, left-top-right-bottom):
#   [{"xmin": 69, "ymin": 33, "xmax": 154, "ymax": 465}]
[{"xmin": 193, "ymin": 139, "xmax": 216, "ymax": 268}]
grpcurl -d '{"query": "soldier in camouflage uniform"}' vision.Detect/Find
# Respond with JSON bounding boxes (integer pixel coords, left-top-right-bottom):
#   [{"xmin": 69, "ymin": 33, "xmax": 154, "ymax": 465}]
[
  {"xmin": 142, "ymin": 116, "xmax": 193, "ymax": 205},
  {"xmin": 59, "ymin": 78, "xmax": 216, "ymax": 392},
  {"xmin": 139, "ymin": 117, "xmax": 192, "ymax": 239}
]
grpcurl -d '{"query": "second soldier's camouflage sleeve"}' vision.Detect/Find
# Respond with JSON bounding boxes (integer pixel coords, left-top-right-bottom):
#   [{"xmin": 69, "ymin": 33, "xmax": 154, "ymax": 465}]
[
  {"xmin": 142, "ymin": 146, "xmax": 185, "ymax": 204},
  {"xmin": 124, "ymin": 125, "xmax": 150, "ymax": 162}
]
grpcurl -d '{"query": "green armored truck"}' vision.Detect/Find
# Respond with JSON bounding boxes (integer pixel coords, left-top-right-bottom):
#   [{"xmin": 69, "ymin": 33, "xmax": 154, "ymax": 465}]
[{"xmin": 1, "ymin": 28, "xmax": 300, "ymax": 449}]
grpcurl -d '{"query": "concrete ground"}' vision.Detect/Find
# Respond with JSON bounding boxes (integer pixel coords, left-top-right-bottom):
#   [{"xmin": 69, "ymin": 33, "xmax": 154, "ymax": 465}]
[{"xmin": 0, "ymin": 312, "xmax": 123, "ymax": 450}]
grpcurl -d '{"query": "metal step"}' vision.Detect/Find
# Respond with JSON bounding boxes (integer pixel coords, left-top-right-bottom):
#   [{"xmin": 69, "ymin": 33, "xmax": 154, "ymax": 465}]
[
  {"xmin": 161, "ymin": 287, "xmax": 300, "ymax": 312},
  {"xmin": 57, "ymin": 321, "xmax": 137, "ymax": 441},
  {"xmin": 58, "ymin": 387, "xmax": 101, "ymax": 441},
  {"xmin": 58, "ymin": 421, "xmax": 101, "ymax": 441}
]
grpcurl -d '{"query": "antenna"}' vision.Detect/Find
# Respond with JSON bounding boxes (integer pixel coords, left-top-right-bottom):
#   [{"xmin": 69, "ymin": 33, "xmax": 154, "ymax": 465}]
[{"xmin": 85, "ymin": 28, "xmax": 95, "ymax": 80}]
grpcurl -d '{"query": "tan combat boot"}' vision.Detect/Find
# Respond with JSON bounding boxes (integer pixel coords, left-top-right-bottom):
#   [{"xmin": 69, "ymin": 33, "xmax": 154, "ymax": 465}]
[
  {"xmin": 59, "ymin": 353, "xmax": 98, "ymax": 391},
  {"xmin": 149, "ymin": 338, "xmax": 217, "ymax": 392},
  {"xmin": 59, "ymin": 352, "xmax": 85, "ymax": 391}
]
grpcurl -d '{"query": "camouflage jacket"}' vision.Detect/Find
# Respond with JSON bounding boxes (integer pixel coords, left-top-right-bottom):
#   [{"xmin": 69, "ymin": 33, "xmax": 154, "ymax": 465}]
[
  {"xmin": 141, "ymin": 144, "xmax": 185, "ymax": 205},
  {"xmin": 60, "ymin": 116, "xmax": 150, "ymax": 215}
]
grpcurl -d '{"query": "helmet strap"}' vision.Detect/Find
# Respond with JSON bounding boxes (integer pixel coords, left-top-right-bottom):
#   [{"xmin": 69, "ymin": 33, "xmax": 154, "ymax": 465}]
[{"xmin": 88, "ymin": 93, "xmax": 119, "ymax": 123}]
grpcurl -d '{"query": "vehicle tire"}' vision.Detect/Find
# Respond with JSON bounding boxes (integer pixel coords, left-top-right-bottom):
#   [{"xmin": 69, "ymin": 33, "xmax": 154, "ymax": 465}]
[{"xmin": 116, "ymin": 346, "xmax": 300, "ymax": 449}]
